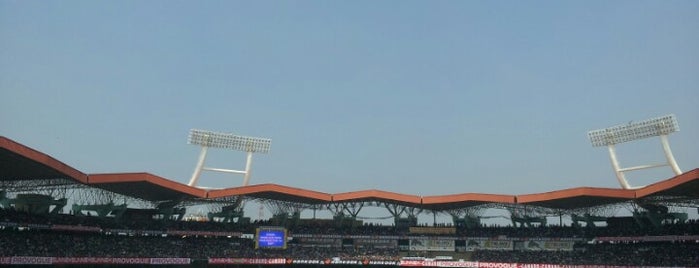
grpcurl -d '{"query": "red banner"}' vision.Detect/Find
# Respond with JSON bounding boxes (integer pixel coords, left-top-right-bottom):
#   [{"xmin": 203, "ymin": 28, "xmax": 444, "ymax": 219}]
[
  {"xmin": 208, "ymin": 258, "xmax": 287, "ymax": 265},
  {"xmin": 149, "ymin": 258, "xmax": 191, "ymax": 265},
  {"xmin": 401, "ymin": 260, "xmax": 478, "ymax": 267},
  {"xmin": 166, "ymin": 230, "xmax": 242, "ymax": 237},
  {"xmin": 1, "ymin": 257, "xmax": 692, "ymax": 267},
  {"xmin": 400, "ymin": 260, "xmax": 692, "ymax": 268},
  {"xmin": 1, "ymin": 257, "xmax": 53, "ymax": 265},
  {"xmin": 51, "ymin": 224, "xmax": 101, "ymax": 232},
  {"xmin": 0, "ymin": 257, "xmax": 189, "ymax": 265}
]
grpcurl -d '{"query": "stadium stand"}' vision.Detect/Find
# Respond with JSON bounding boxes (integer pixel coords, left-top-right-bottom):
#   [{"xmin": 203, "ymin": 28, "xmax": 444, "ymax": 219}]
[{"xmin": 1, "ymin": 136, "xmax": 699, "ymax": 267}]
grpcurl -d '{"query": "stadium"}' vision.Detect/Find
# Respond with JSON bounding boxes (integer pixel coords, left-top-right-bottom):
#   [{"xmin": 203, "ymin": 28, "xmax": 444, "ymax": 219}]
[{"xmin": 1, "ymin": 116, "xmax": 698, "ymax": 268}]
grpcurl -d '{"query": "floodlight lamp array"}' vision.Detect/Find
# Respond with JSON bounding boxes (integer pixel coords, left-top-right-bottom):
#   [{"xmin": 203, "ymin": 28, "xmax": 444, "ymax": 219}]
[
  {"xmin": 188, "ymin": 129, "xmax": 271, "ymax": 153},
  {"xmin": 588, "ymin": 114, "xmax": 679, "ymax": 147}
]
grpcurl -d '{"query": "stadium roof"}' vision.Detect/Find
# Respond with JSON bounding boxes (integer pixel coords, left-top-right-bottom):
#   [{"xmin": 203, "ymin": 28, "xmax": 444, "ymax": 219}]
[
  {"xmin": 421, "ymin": 193, "xmax": 516, "ymax": 211},
  {"xmin": 2, "ymin": 136, "xmax": 699, "ymax": 211},
  {"xmin": 0, "ymin": 136, "xmax": 87, "ymax": 183},
  {"xmin": 517, "ymin": 187, "xmax": 636, "ymax": 210},
  {"xmin": 207, "ymin": 184, "xmax": 332, "ymax": 204},
  {"xmin": 636, "ymin": 169, "xmax": 699, "ymax": 199},
  {"xmin": 88, "ymin": 173, "xmax": 206, "ymax": 202},
  {"xmin": 332, "ymin": 189, "xmax": 422, "ymax": 206}
]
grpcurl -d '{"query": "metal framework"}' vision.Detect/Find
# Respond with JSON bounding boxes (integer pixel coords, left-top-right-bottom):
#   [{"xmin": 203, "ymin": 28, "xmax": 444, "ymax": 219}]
[
  {"xmin": 264, "ymin": 200, "xmax": 309, "ymax": 217},
  {"xmin": 588, "ymin": 114, "xmax": 681, "ymax": 189},
  {"xmin": 638, "ymin": 195, "xmax": 699, "ymax": 208},
  {"xmin": 571, "ymin": 202, "xmax": 625, "ymax": 218},
  {"xmin": 187, "ymin": 129, "xmax": 272, "ymax": 187},
  {"xmin": 445, "ymin": 206, "xmax": 488, "ymax": 219},
  {"xmin": 0, "ymin": 178, "xmax": 82, "ymax": 194}
]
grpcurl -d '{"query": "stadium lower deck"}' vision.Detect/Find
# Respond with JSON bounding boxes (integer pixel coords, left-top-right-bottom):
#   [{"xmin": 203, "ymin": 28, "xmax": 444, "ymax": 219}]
[{"xmin": 1, "ymin": 208, "xmax": 698, "ymax": 267}]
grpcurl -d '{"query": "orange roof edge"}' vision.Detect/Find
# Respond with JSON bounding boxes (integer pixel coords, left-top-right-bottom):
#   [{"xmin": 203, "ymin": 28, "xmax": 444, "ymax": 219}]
[
  {"xmin": 635, "ymin": 168, "xmax": 699, "ymax": 198},
  {"xmin": 0, "ymin": 136, "xmax": 88, "ymax": 183},
  {"xmin": 3, "ymin": 136, "xmax": 698, "ymax": 210},
  {"xmin": 517, "ymin": 187, "xmax": 636, "ymax": 203},
  {"xmin": 332, "ymin": 189, "xmax": 422, "ymax": 204},
  {"xmin": 206, "ymin": 183, "xmax": 332, "ymax": 201},
  {"xmin": 88, "ymin": 172, "xmax": 207, "ymax": 197},
  {"xmin": 422, "ymin": 193, "xmax": 516, "ymax": 204}
]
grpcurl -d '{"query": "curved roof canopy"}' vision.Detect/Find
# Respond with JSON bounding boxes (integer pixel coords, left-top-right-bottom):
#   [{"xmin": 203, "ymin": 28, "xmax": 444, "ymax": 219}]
[
  {"xmin": 2, "ymin": 136, "xmax": 698, "ymax": 211},
  {"xmin": 0, "ymin": 137, "xmax": 87, "ymax": 183},
  {"xmin": 88, "ymin": 173, "xmax": 207, "ymax": 202},
  {"xmin": 207, "ymin": 184, "xmax": 332, "ymax": 204},
  {"xmin": 517, "ymin": 187, "xmax": 636, "ymax": 210}
]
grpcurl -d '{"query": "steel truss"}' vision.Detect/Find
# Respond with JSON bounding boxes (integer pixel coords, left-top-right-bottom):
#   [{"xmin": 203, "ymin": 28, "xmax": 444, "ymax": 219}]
[
  {"xmin": 637, "ymin": 195, "xmax": 699, "ymax": 208},
  {"xmin": 0, "ymin": 178, "xmax": 81, "ymax": 196},
  {"xmin": 202, "ymin": 195, "xmax": 247, "ymax": 215},
  {"xmin": 72, "ymin": 187, "xmax": 125, "ymax": 206},
  {"xmin": 262, "ymin": 199, "xmax": 312, "ymax": 216},
  {"xmin": 444, "ymin": 205, "xmax": 488, "ymax": 219},
  {"xmin": 567, "ymin": 202, "xmax": 627, "ymax": 218},
  {"xmin": 503, "ymin": 203, "xmax": 555, "ymax": 217}
]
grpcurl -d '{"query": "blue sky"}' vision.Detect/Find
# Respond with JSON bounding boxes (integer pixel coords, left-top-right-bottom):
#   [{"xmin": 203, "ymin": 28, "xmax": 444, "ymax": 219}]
[{"xmin": 2, "ymin": 1, "xmax": 698, "ymax": 199}]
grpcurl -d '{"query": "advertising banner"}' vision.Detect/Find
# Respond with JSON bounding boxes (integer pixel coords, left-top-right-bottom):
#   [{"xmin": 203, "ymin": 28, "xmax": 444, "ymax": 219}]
[
  {"xmin": 0, "ymin": 257, "xmax": 189, "ymax": 265},
  {"xmin": 464, "ymin": 239, "xmax": 484, "ymax": 251},
  {"xmin": 355, "ymin": 238, "xmax": 398, "ymax": 248},
  {"xmin": 464, "ymin": 240, "xmax": 512, "ymax": 251},
  {"xmin": 594, "ymin": 235, "xmax": 699, "ymax": 243},
  {"xmin": 297, "ymin": 237, "xmax": 342, "ymax": 247},
  {"xmin": 287, "ymin": 259, "xmax": 325, "ymax": 265},
  {"xmin": 0, "ymin": 257, "xmax": 52, "ymax": 265},
  {"xmin": 409, "ymin": 227, "xmax": 456, "ymax": 235},
  {"xmin": 167, "ymin": 230, "xmax": 241, "ymax": 237},
  {"xmin": 208, "ymin": 258, "xmax": 286, "ymax": 265},
  {"xmin": 483, "ymin": 240, "xmax": 513, "ymax": 251},
  {"xmin": 51, "ymin": 224, "xmax": 101, "ymax": 232},
  {"xmin": 2, "ymin": 257, "xmax": 692, "ymax": 268},
  {"xmin": 400, "ymin": 260, "xmax": 478, "ymax": 267},
  {"xmin": 410, "ymin": 239, "xmax": 455, "ymax": 251},
  {"xmin": 524, "ymin": 241, "xmax": 574, "ymax": 251}
]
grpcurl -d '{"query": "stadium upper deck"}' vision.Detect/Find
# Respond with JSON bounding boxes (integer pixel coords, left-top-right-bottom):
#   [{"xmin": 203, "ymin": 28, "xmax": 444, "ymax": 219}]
[{"xmin": 2, "ymin": 135, "xmax": 698, "ymax": 212}]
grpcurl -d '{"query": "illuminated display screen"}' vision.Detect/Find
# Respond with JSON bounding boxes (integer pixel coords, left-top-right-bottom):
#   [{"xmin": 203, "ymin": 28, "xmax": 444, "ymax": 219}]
[{"xmin": 256, "ymin": 227, "xmax": 287, "ymax": 249}]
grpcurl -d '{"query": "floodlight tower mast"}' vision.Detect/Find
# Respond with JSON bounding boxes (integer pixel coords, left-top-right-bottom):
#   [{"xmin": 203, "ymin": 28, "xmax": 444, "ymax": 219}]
[
  {"xmin": 587, "ymin": 114, "xmax": 681, "ymax": 189},
  {"xmin": 187, "ymin": 129, "xmax": 271, "ymax": 187}
]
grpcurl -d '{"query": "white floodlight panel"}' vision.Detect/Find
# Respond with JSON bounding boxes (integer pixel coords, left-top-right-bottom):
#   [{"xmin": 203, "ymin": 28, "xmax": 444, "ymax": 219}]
[
  {"xmin": 588, "ymin": 114, "xmax": 678, "ymax": 147},
  {"xmin": 188, "ymin": 129, "xmax": 271, "ymax": 153}
]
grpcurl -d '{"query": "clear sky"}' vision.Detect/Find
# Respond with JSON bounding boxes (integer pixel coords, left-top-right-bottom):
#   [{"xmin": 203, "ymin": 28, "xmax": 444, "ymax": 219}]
[{"xmin": 2, "ymin": 1, "xmax": 698, "ymax": 200}]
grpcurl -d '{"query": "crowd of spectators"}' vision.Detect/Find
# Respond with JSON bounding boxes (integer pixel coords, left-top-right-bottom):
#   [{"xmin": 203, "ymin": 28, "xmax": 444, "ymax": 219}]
[
  {"xmin": 1, "ymin": 229, "xmax": 697, "ymax": 266},
  {"xmin": 454, "ymin": 220, "xmax": 699, "ymax": 238},
  {"xmin": 3, "ymin": 207, "xmax": 699, "ymax": 239},
  {"xmin": 0, "ymin": 207, "xmax": 252, "ymax": 233},
  {"xmin": 0, "ymin": 230, "xmax": 398, "ymax": 261},
  {"xmin": 471, "ymin": 242, "xmax": 699, "ymax": 266},
  {"xmin": 0, "ymin": 230, "xmax": 240, "ymax": 259},
  {"xmin": 2, "ymin": 208, "xmax": 699, "ymax": 266}
]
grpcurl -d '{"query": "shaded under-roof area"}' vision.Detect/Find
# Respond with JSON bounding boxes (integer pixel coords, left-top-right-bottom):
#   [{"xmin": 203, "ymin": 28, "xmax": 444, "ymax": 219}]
[
  {"xmin": 2, "ymin": 136, "xmax": 699, "ymax": 211},
  {"xmin": 517, "ymin": 187, "xmax": 637, "ymax": 210},
  {"xmin": 421, "ymin": 193, "xmax": 516, "ymax": 211},
  {"xmin": 635, "ymin": 169, "xmax": 699, "ymax": 199},
  {"xmin": 0, "ymin": 137, "xmax": 87, "ymax": 183},
  {"xmin": 88, "ymin": 173, "xmax": 207, "ymax": 202},
  {"xmin": 332, "ymin": 189, "xmax": 422, "ymax": 206}
]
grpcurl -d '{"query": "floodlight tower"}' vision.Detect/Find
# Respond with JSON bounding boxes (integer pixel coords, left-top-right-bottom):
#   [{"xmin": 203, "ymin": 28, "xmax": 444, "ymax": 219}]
[
  {"xmin": 187, "ymin": 129, "xmax": 271, "ymax": 187},
  {"xmin": 587, "ymin": 114, "xmax": 681, "ymax": 189}
]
